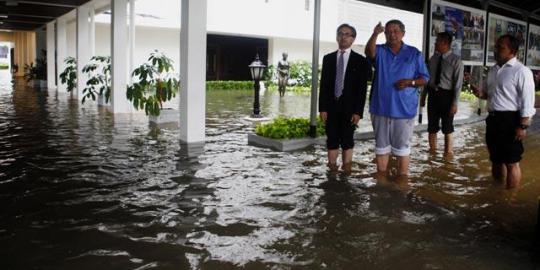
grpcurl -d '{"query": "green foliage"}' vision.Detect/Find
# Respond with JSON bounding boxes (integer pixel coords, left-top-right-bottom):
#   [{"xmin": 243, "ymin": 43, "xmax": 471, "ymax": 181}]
[
  {"xmin": 264, "ymin": 64, "xmax": 274, "ymax": 82},
  {"xmin": 267, "ymin": 84, "xmax": 311, "ymax": 93},
  {"xmin": 459, "ymin": 90, "xmax": 477, "ymax": 102},
  {"xmin": 23, "ymin": 52, "xmax": 47, "ymax": 82},
  {"xmin": 59, "ymin": 57, "xmax": 77, "ymax": 92},
  {"xmin": 127, "ymin": 50, "xmax": 179, "ymax": 116},
  {"xmin": 289, "ymin": 60, "xmax": 313, "ymax": 87},
  {"xmin": 0, "ymin": 63, "xmax": 8, "ymax": 70},
  {"xmin": 206, "ymin": 80, "xmax": 253, "ymax": 90},
  {"xmin": 255, "ymin": 116, "xmax": 325, "ymax": 139},
  {"xmin": 81, "ymin": 56, "xmax": 111, "ymax": 104}
]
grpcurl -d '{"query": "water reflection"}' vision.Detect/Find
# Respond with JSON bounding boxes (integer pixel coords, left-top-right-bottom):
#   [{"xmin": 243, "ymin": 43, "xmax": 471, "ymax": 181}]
[{"xmin": 0, "ymin": 75, "xmax": 539, "ymax": 269}]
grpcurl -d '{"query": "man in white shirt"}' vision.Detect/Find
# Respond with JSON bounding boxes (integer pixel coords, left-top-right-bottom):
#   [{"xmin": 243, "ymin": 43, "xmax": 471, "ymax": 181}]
[{"xmin": 472, "ymin": 34, "xmax": 536, "ymax": 189}]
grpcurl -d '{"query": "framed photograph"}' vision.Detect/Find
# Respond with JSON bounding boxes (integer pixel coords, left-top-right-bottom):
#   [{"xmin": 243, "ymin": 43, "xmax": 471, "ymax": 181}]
[
  {"xmin": 430, "ymin": 0, "xmax": 487, "ymax": 66},
  {"xmin": 526, "ymin": 24, "xmax": 540, "ymax": 70},
  {"xmin": 486, "ymin": 13, "xmax": 527, "ymax": 65}
]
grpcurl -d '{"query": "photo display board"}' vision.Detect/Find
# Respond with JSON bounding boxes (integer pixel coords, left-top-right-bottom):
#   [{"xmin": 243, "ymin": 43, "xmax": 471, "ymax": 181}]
[
  {"xmin": 486, "ymin": 13, "xmax": 527, "ymax": 65},
  {"xmin": 527, "ymin": 24, "xmax": 540, "ymax": 70},
  {"xmin": 430, "ymin": 0, "xmax": 487, "ymax": 66}
]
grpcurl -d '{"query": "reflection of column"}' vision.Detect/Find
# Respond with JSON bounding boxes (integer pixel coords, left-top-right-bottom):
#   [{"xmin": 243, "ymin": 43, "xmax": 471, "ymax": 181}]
[
  {"xmin": 180, "ymin": 0, "xmax": 207, "ymax": 144},
  {"xmin": 46, "ymin": 22, "xmax": 56, "ymax": 89},
  {"xmin": 57, "ymin": 17, "xmax": 67, "ymax": 92},
  {"xmin": 77, "ymin": 5, "xmax": 91, "ymax": 100},
  {"xmin": 110, "ymin": 0, "xmax": 132, "ymax": 113}
]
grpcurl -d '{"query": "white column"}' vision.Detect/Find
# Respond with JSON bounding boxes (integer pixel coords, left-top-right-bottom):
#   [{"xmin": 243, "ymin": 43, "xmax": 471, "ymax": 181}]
[
  {"xmin": 180, "ymin": 0, "xmax": 207, "ymax": 144},
  {"xmin": 128, "ymin": 0, "xmax": 135, "ymax": 81},
  {"xmin": 90, "ymin": 6, "xmax": 96, "ymax": 56},
  {"xmin": 76, "ymin": 5, "xmax": 91, "ymax": 100},
  {"xmin": 110, "ymin": 0, "xmax": 132, "ymax": 113},
  {"xmin": 46, "ymin": 22, "xmax": 57, "ymax": 89},
  {"xmin": 309, "ymin": 0, "xmax": 321, "ymax": 136},
  {"xmin": 56, "ymin": 17, "xmax": 67, "ymax": 92}
]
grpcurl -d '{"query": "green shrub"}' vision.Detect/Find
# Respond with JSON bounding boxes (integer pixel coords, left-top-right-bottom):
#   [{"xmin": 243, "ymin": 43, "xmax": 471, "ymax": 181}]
[
  {"xmin": 0, "ymin": 63, "xmax": 8, "ymax": 70},
  {"xmin": 289, "ymin": 60, "xmax": 313, "ymax": 87},
  {"xmin": 255, "ymin": 116, "xmax": 325, "ymax": 139},
  {"xmin": 206, "ymin": 80, "xmax": 253, "ymax": 90}
]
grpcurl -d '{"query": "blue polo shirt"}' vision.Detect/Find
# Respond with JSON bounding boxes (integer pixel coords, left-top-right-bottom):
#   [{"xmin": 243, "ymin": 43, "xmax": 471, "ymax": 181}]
[{"xmin": 369, "ymin": 43, "xmax": 430, "ymax": 119}]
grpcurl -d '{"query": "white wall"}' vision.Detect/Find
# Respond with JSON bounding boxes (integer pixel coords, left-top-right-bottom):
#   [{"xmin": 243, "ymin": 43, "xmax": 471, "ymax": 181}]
[
  {"xmin": 269, "ymin": 37, "xmax": 365, "ymax": 66},
  {"xmin": 91, "ymin": 0, "xmax": 424, "ymax": 73},
  {"xmin": 95, "ymin": 23, "xmax": 180, "ymax": 71}
]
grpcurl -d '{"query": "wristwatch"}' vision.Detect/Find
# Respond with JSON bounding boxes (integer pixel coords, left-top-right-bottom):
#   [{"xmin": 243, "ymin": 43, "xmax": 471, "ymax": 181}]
[{"xmin": 518, "ymin": 124, "xmax": 529, "ymax": 130}]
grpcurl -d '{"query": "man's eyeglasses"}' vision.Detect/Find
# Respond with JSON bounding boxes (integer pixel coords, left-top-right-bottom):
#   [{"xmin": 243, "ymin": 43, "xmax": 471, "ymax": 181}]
[{"xmin": 337, "ymin": 32, "xmax": 354, "ymax": 38}]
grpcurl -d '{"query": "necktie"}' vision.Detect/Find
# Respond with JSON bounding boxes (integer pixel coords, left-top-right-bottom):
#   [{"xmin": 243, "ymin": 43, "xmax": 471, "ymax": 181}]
[
  {"xmin": 434, "ymin": 54, "xmax": 443, "ymax": 87},
  {"xmin": 335, "ymin": 50, "xmax": 345, "ymax": 98}
]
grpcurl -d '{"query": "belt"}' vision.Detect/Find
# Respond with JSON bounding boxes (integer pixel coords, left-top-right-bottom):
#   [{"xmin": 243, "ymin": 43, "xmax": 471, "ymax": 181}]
[{"xmin": 488, "ymin": 110, "xmax": 519, "ymax": 116}]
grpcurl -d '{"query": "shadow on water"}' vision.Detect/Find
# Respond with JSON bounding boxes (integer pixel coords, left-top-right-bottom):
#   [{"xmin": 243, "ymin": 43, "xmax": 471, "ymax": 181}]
[{"xmin": 1, "ymin": 76, "xmax": 540, "ymax": 269}]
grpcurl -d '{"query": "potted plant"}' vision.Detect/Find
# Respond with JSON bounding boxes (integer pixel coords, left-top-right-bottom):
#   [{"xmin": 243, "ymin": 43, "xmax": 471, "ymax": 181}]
[
  {"xmin": 59, "ymin": 57, "xmax": 77, "ymax": 93},
  {"xmin": 127, "ymin": 50, "xmax": 179, "ymax": 124},
  {"xmin": 23, "ymin": 53, "xmax": 47, "ymax": 89},
  {"xmin": 81, "ymin": 56, "xmax": 111, "ymax": 106}
]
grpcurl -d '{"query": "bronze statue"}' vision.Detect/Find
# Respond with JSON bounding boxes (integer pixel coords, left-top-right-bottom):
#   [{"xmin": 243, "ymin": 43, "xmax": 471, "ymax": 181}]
[{"xmin": 277, "ymin": 52, "xmax": 290, "ymax": 97}]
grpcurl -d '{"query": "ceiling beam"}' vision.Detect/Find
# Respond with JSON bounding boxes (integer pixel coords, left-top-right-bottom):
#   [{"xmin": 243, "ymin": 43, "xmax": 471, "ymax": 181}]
[{"xmin": 0, "ymin": 0, "xmax": 76, "ymax": 8}]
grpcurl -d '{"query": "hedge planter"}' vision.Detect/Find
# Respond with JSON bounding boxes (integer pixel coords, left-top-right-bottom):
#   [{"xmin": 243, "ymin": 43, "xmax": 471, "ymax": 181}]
[{"xmin": 248, "ymin": 133, "xmax": 326, "ymax": 151}]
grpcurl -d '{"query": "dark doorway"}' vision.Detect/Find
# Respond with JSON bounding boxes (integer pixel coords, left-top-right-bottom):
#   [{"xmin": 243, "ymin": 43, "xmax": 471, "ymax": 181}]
[{"xmin": 207, "ymin": 34, "xmax": 268, "ymax": 81}]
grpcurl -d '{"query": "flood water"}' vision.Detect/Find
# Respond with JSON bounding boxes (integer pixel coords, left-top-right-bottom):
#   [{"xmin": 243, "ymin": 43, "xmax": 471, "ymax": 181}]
[{"xmin": 1, "ymin": 71, "xmax": 540, "ymax": 269}]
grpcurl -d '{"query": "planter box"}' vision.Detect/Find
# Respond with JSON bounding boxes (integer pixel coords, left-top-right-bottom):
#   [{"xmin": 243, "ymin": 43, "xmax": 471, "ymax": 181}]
[
  {"xmin": 248, "ymin": 115, "xmax": 486, "ymax": 152},
  {"xmin": 149, "ymin": 108, "xmax": 179, "ymax": 126},
  {"xmin": 248, "ymin": 133, "xmax": 325, "ymax": 151}
]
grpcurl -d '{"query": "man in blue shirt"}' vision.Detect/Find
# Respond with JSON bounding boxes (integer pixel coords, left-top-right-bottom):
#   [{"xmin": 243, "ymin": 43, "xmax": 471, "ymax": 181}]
[{"xmin": 365, "ymin": 20, "xmax": 430, "ymax": 176}]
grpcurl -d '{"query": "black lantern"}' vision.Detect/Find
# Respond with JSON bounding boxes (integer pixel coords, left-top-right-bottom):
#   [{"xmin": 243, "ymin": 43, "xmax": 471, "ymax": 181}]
[{"xmin": 248, "ymin": 54, "xmax": 266, "ymax": 117}]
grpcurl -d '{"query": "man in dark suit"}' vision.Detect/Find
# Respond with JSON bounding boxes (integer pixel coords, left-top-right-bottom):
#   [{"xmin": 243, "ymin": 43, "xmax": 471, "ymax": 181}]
[{"xmin": 319, "ymin": 23, "xmax": 371, "ymax": 174}]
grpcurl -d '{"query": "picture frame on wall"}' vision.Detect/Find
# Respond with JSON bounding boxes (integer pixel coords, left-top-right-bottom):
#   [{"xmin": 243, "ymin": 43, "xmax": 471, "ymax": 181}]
[
  {"xmin": 430, "ymin": 0, "xmax": 487, "ymax": 66},
  {"xmin": 485, "ymin": 13, "xmax": 527, "ymax": 65}
]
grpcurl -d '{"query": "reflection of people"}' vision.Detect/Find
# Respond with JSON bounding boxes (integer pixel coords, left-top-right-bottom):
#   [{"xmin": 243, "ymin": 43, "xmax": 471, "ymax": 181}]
[
  {"xmin": 471, "ymin": 35, "xmax": 536, "ymax": 189},
  {"xmin": 319, "ymin": 23, "xmax": 371, "ymax": 174},
  {"xmin": 432, "ymin": 5, "xmax": 445, "ymax": 21},
  {"xmin": 365, "ymin": 20, "xmax": 430, "ymax": 176},
  {"xmin": 421, "ymin": 32, "xmax": 464, "ymax": 156},
  {"xmin": 277, "ymin": 52, "xmax": 290, "ymax": 97}
]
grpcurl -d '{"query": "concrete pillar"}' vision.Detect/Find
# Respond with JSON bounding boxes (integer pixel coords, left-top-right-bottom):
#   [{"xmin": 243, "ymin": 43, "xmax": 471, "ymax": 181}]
[
  {"xmin": 90, "ymin": 7, "xmax": 95, "ymax": 56},
  {"xmin": 128, "ymin": 0, "xmax": 135, "ymax": 81},
  {"xmin": 76, "ymin": 5, "xmax": 91, "ymax": 100},
  {"xmin": 309, "ymin": 0, "xmax": 321, "ymax": 137},
  {"xmin": 110, "ymin": 0, "xmax": 132, "ymax": 113},
  {"xmin": 180, "ymin": 0, "xmax": 207, "ymax": 145},
  {"xmin": 46, "ymin": 22, "xmax": 56, "ymax": 89},
  {"xmin": 57, "ymin": 17, "xmax": 67, "ymax": 92}
]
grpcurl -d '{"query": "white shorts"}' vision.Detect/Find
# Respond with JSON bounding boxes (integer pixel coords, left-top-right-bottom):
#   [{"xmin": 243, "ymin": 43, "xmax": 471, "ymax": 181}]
[{"xmin": 371, "ymin": 114, "xmax": 414, "ymax": 156}]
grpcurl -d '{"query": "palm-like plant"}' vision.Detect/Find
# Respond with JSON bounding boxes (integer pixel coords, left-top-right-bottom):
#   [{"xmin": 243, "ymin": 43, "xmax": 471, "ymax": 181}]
[
  {"xmin": 59, "ymin": 57, "xmax": 77, "ymax": 92},
  {"xmin": 127, "ymin": 50, "xmax": 179, "ymax": 116},
  {"xmin": 81, "ymin": 56, "xmax": 111, "ymax": 104}
]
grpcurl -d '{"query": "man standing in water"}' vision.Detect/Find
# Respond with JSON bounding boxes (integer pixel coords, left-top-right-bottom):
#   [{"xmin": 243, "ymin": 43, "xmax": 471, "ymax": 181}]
[
  {"xmin": 421, "ymin": 31, "xmax": 464, "ymax": 156},
  {"xmin": 472, "ymin": 34, "xmax": 535, "ymax": 189},
  {"xmin": 365, "ymin": 20, "xmax": 430, "ymax": 176},
  {"xmin": 319, "ymin": 23, "xmax": 371, "ymax": 174}
]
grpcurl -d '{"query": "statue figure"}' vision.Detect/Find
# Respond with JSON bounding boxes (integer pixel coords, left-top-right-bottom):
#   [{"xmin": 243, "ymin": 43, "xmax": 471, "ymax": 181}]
[{"xmin": 277, "ymin": 52, "xmax": 290, "ymax": 97}]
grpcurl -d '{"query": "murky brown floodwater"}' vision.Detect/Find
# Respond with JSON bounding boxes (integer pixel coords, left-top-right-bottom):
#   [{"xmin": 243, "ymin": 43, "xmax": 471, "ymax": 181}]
[{"xmin": 1, "ymin": 71, "xmax": 539, "ymax": 269}]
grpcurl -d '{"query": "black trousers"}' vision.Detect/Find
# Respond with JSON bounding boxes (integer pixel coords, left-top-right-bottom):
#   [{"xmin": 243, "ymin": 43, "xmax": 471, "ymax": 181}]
[
  {"xmin": 427, "ymin": 88, "xmax": 455, "ymax": 134},
  {"xmin": 485, "ymin": 111, "xmax": 523, "ymax": 164},
  {"xmin": 326, "ymin": 98, "xmax": 355, "ymax": 150}
]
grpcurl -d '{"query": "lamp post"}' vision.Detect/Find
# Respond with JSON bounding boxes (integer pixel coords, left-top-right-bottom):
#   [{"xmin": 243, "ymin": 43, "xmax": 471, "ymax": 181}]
[{"xmin": 248, "ymin": 54, "xmax": 266, "ymax": 118}]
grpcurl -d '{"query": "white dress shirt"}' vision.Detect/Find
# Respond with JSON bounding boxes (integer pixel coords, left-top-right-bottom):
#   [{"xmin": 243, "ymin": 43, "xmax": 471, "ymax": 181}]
[{"xmin": 483, "ymin": 57, "xmax": 536, "ymax": 118}]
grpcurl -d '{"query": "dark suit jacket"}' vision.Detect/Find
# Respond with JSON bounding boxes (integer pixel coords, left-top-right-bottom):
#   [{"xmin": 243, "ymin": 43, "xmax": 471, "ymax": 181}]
[{"xmin": 318, "ymin": 50, "xmax": 371, "ymax": 117}]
